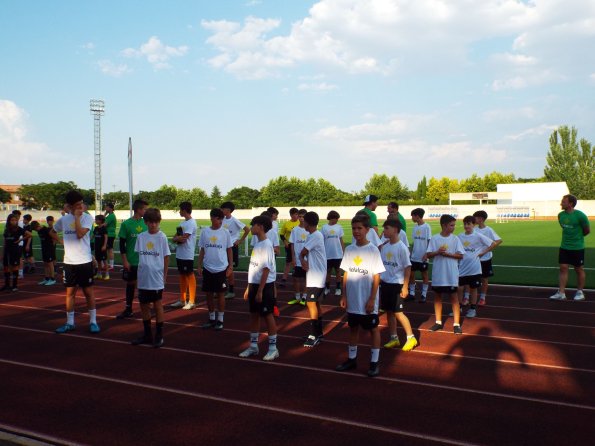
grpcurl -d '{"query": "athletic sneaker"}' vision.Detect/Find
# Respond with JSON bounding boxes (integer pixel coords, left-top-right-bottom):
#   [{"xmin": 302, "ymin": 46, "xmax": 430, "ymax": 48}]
[
  {"xmin": 131, "ymin": 335, "xmax": 152, "ymax": 346},
  {"xmin": 153, "ymin": 336, "xmax": 164, "ymax": 348},
  {"xmin": 478, "ymin": 298, "xmax": 486, "ymax": 305},
  {"xmin": 116, "ymin": 309, "xmax": 134, "ymax": 319},
  {"xmin": 38, "ymin": 279, "xmax": 48, "ymax": 285},
  {"xmin": 549, "ymin": 291, "xmax": 567, "ymax": 301},
  {"xmin": 214, "ymin": 321, "xmax": 224, "ymax": 331},
  {"xmin": 368, "ymin": 361, "xmax": 380, "ymax": 377},
  {"xmin": 334, "ymin": 288, "xmax": 342, "ymax": 296},
  {"xmin": 573, "ymin": 290, "xmax": 585, "ymax": 301},
  {"xmin": 287, "ymin": 298, "xmax": 301, "ymax": 305},
  {"xmin": 201, "ymin": 319, "xmax": 216, "ymax": 329},
  {"xmin": 238, "ymin": 347, "xmax": 259, "ymax": 358},
  {"xmin": 303, "ymin": 335, "xmax": 321, "ymax": 348},
  {"xmin": 383, "ymin": 338, "xmax": 401, "ymax": 349},
  {"xmin": 44, "ymin": 279, "xmax": 57, "ymax": 286},
  {"xmin": 465, "ymin": 308, "xmax": 477, "ymax": 318},
  {"xmin": 169, "ymin": 301, "xmax": 185, "ymax": 308},
  {"xmin": 429, "ymin": 323, "xmax": 443, "ymax": 331},
  {"xmin": 55, "ymin": 323, "xmax": 75, "ymax": 334},
  {"xmin": 299, "ymin": 299, "xmax": 306, "ymax": 306},
  {"xmin": 102, "ymin": 275, "xmax": 110, "ymax": 281},
  {"xmin": 94, "ymin": 274, "xmax": 102, "ymax": 280},
  {"xmin": 335, "ymin": 358, "xmax": 357, "ymax": 372},
  {"xmin": 461, "ymin": 297, "xmax": 470, "ymax": 306},
  {"xmin": 263, "ymin": 349, "xmax": 279, "ymax": 361},
  {"xmin": 401, "ymin": 337, "xmax": 418, "ymax": 351},
  {"xmin": 453, "ymin": 325, "xmax": 463, "ymax": 335},
  {"xmin": 224, "ymin": 291, "xmax": 235, "ymax": 299},
  {"xmin": 89, "ymin": 323, "xmax": 101, "ymax": 334},
  {"xmin": 10, "ymin": 287, "xmax": 18, "ymax": 292},
  {"xmin": 182, "ymin": 303, "xmax": 196, "ymax": 310}
]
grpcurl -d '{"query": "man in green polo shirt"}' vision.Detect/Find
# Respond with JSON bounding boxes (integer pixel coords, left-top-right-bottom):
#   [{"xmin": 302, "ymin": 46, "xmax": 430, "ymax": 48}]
[
  {"xmin": 550, "ymin": 194, "xmax": 590, "ymax": 301},
  {"xmin": 116, "ymin": 199, "xmax": 148, "ymax": 318},
  {"xmin": 360, "ymin": 194, "xmax": 379, "ymax": 235},
  {"xmin": 104, "ymin": 202, "xmax": 117, "ymax": 270},
  {"xmin": 387, "ymin": 202, "xmax": 407, "ymax": 233}
]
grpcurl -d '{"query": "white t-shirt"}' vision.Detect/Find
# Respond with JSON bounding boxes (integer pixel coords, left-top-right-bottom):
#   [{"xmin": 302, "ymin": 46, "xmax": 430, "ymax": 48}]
[
  {"xmin": 475, "ymin": 226, "xmax": 501, "ymax": 261},
  {"xmin": 353, "ymin": 229, "xmax": 382, "ymax": 247},
  {"xmin": 17, "ymin": 220, "xmax": 24, "ymax": 246},
  {"xmin": 271, "ymin": 220, "xmax": 279, "ymax": 241},
  {"xmin": 321, "ymin": 223, "xmax": 344, "ymax": 260},
  {"xmin": 248, "ymin": 238, "xmax": 276, "ymax": 284},
  {"xmin": 340, "ymin": 242, "xmax": 386, "ymax": 315},
  {"xmin": 223, "ymin": 215, "xmax": 246, "ymax": 244},
  {"xmin": 290, "ymin": 226, "xmax": 309, "ymax": 267},
  {"xmin": 303, "ymin": 230, "xmax": 327, "ymax": 288},
  {"xmin": 175, "ymin": 217, "xmax": 197, "ymax": 261},
  {"xmin": 198, "ymin": 226, "xmax": 232, "ymax": 273},
  {"xmin": 458, "ymin": 232, "xmax": 493, "ymax": 277},
  {"xmin": 380, "ymin": 241, "xmax": 411, "ymax": 284},
  {"xmin": 410, "ymin": 223, "xmax": 432, "ymax": 262},
  {"xmin": 53, "ymin": 213, "xmax": 94, "ymax": 265},
  {"xmin": 251, "ymin": 229, "xmax": 280, "ymax": 248},
  {"xmin": 135, "ymin": 231, "xmax": 170, "ymax": 290},
  {"xmin": 426, "ymin": 234, "xmax": 465, "ymax": 287},
  {"xmin": 380, "ymin": 230, "xmax": 409, "ymax": 249}
]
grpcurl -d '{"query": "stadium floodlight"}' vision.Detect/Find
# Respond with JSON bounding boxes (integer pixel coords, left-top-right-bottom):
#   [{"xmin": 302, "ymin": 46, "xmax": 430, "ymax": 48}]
[{"xmin": 90, "ymin": 99, "xmax": 105, "ymax": 215}]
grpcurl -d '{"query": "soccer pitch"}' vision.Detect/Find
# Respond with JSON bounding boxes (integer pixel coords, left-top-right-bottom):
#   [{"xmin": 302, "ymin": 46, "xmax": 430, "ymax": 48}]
[{"xmin": 2, "ymin": 218, "xmax": 593, "ymax": 289}]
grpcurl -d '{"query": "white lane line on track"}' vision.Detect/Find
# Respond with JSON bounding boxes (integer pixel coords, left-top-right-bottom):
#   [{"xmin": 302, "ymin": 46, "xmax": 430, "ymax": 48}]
[
  {"xmin": 0, "ymin": 358, "xmax": 480, "ymax": 446},
  {"xmin": 0, "ymin": 423, "xmax": 84, "ymax": 446},
  {"xmin": 2, "ymin": 324, "xmax": 595, "ymax": 404}
]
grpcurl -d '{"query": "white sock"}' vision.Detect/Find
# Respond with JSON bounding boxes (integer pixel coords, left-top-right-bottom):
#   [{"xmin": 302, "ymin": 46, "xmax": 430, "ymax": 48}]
[
  {"xmin": 435, "ymin": 320, "xmax": 442, "ymax": 325},
  {"xmin": 217, "ymin": 312, "xmax": 224, "ymax": 322},
  {"xmin": 371, "ymin": 348, "xmax": 380, "ymax": 363},
  {"xmin": 209, "ymin": 311, "xmax": 216, "ymax": 321},
  {"xmin": 464, "ymin": 292, "xmax": 470, "ymax": 300},
  {"xmin": 409, "ymin": 284, "xmax": 415, "ymax": 294},
  {"xmin": 295, "ymin": 293, "xmax": 300, "ymax": 299},
  {"xmin": 250, "ymin": 332, "xmax": 259, "ymax": 348},
  {"xmin": 407, "ymin": 334, "xmax": 414, "ymax": 339},
  {"xmin": 348, "ymin": 345, "xmax": 358, "ymax": 359},
  {"xmin": 268, "ymin": 334, "xmax": 278, "ymax": 351},
  {"xmin": 480, "ymin": 293, "xmax": 486, "ymax": 300},
  {"xmin": 422, "ymin": 284, "xmax": 429, "ymax": 296},
  {"xmin": 301, "ymin": 293, "xmax": 307, "ymax": 300},
  {"xmin": 89, "ymin": 309, "xmax": 97, "ymax": 324},
  {"xmin": 67, "ymin": 311, "xmax": 75, "ymax": 326}
]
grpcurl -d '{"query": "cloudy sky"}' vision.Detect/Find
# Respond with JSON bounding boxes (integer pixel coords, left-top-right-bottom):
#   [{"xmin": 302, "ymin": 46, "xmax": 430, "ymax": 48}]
[{"xmin": 1, "ymin": 0, "xmax": 594, "ymax": 195}]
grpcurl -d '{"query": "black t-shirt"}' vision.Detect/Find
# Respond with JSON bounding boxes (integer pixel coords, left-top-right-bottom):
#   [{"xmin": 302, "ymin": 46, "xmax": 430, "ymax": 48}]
[
  {"xmin": 94, "ymin": 226, "xmax": 107, "ymax": 251},
  {"xmin": 38, "ymin": 227, "xmax": 55, "ymax": 251},
  {"xmin": 3, "ymin": 227, "xmax": 25, "ymax": 251}
]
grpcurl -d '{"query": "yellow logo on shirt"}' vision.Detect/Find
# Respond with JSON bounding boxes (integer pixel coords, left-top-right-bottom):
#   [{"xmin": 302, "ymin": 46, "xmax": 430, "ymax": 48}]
[
  {"xmin": 353, "ymin": 256, "xmax": 363, "ymax": 266},
  {"xmin": 330, "ymin": 229, "xmax": 335, "ymax": 235},
  {"xmin": 210, "ymin": 236, "xmax": 218, "ymax": 243},
  {"xmin": 416, "ymin": 229, "xmax": 421, "ymax": 236},
  {"xmin": 441, "ymin": 244, "xmax": 449, "ymax": 250},
  {"xmin": 147, "ymin": 242, "xmax": 154, "ymax": 250},
  {"xmin": 463, "ymin": 241, "xmax": 471, "ymax": 247},
  {"xmin": 301, "ymin": 233, "xmax": 306, "ymax": 240},
  {"xmin": 136, "ymin": 225, "xmax": 143, "ymax": 232},
  {"xmin": 224, "ymin": 224, "xmax": 229, "ymax": 229},
  {"xmin": 69, "ymin": 222, "xmax": 75, "ymax": 229},
  {"xmin": 386, "ymin": 252, "xmax": 393, "ymax": 260}
]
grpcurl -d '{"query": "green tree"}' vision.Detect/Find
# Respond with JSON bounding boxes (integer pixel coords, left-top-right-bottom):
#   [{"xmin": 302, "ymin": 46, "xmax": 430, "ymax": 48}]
[
  {"xmin": 544, "ymin": 126, "xmax": 595, "ymax": 199},
  {"xmin": 223, "ymin": 187, "xmax": 260, "ymax": 209},
  {"xmin": 102, "ymin": 191, "xmax": 130, "ymax": 209},
  {"xmin": 362, "ymin": 174, "xmax": 410, "ymax": 202},
  {"xmin": 176, "ymin": 187, "xmax": 211, "ymax": 209},
  {"xmin": 426, "ymin": 177, "xmax": 460, "ymax": 203},
  {"xmin": 210, "ymin": 185, "xmax": 223, "ymax": 208},
  {"xmin": 19, "ymin": 181, "xmax": 78, "ymax": 209},
  {"xmin": 258, "ymin": 176, "xmax": 309, "ymax": 206},
  {"xmin": 0, "ymin": 188, "xmax": 11, "ymax": 203},
  {"xmin": 151, "ymin": 184, "xmax": 178, "ymax": 208},
  {"xmin": 415, "ymin": 176, "xmax": 428, "ymax": 200}
]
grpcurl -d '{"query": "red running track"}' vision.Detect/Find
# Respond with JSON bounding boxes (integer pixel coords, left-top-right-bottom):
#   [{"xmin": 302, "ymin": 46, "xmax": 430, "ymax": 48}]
[{"xmin": 1, "ymin": 269, "xmax": 594, "ymax": 445}]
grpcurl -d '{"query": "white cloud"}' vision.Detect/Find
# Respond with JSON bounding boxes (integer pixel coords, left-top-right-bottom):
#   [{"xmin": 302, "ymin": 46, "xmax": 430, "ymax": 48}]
[
  {"xmin": 482, "ymin": 106, "xmax": 536, "ymax": 122},
  {"xmin": 505, "ymin": 124, "xmax": 557, "ymax": 141},
  {"xmin": 97, "ymin": 60, "xmax": 132, "ymax": 77},
  {"xmin": 297, "ymin": 82, "xmax": 338, "ymax": 91},
  {"xmin": 122, "ymin": 36, "xmax": 188, "ymax": 70}
]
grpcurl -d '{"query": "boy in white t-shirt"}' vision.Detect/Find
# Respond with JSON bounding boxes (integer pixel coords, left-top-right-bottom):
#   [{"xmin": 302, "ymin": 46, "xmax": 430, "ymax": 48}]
[
  {"xmin": 221, "ymin": 201, "xmax": 249, "ymax": 298},
  {"xmin": 299, "ymin": 212, "xmax": 327, "ymax": 347},
  {"xmin": 266, "ymin": 207, "xmax": 280, "ymax": 242},
  {"xmin": 170, "ymin": 202, "xmax": 198, "ymax": 310},
  {"xmin": 424, "ymin": 214, "xmax": 465, "ymax": 335},
  {"xmin": 197, "ymin": 208, "xmax": 233, "ymax": 330},
  {"xmin": 472, "ymin": 210, "xmax": 503, "ymax": 305},
  {"xmin": 380, "ymin": 219, "xmax": 417, "ymax": 352},
  {"xmin": 239, "ymin": 215, "xmax": 279, "ymax": 361},
  {"xmin": 336, "ymin": 213, "xmax": 386, "ymax": 377},
  {"xmin": 408, "ymin": 208, "xmax": 431, "ymax": 302},
  {"xmin": 131, "ymin": 208, "xmax": 170, "ymax": 348},
  {"xmin": 321, "ymin": 210, "xmax": 344, "ymax": 296},
  {"xmin": 288, "ymin": 209, "xmax": 308, "ymax": 305}
]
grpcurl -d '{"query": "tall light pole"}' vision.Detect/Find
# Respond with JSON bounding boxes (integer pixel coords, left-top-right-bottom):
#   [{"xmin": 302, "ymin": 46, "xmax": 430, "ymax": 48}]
[{"xmin": 90, "ymin": 99, "xmax": 105, "ymax": 215}]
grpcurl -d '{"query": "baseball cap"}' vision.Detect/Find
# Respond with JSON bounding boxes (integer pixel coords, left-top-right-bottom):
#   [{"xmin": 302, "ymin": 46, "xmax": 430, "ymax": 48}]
[{"xmin": 363, "ymin": 194, "xmax": 378, "ymax": 205}]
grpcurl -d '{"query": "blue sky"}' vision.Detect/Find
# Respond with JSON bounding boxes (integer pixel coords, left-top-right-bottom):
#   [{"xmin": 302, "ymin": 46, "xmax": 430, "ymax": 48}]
[{"xmin": 1, "ymin": 0, "xmax": 594, "ymax": 195}]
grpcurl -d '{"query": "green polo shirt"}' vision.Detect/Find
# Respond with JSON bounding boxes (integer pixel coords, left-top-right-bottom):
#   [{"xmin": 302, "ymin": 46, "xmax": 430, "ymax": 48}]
[
  {"xmin": 558, "ymin": 209, "xmax": 590, "ymax": 250},
  {"xmin": 105, "ymin": 212, "xmax": 117, "ymax": 237},
  {"xmin": 360, "ymin": 207, "xmax": 378, "ymax": 228},
  {"xmin": 118, "ymin": 217, "xmax": 147, "ymax": 266}
]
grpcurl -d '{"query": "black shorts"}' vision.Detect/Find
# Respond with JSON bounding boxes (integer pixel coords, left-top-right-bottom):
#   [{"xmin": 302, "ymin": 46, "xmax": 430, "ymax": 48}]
[
  {"xmin": 41, "ymin": 246, "xmax": 56, "ymax": 263},
  {"xmin": 326, "ymin": 258, "xmax": 342, "ymax": 271},
  {"xmin": 232, "ymin": 245, "xmax": 239, "ymax": 268},
  {"xmin": 23, "ymin": 248, "xmax": 33, "ymax": 259},
  {"xmin": 63, "ymin": 262, "xmax": 94, "ymax": 288},
  {"xmin": 202, "ymin": 269, "xmax": 227, "ymax": 293},
  {"xmin": 177, "ymin": 258, "xmax": 194, "ymax": 274},
  {"xmin": 411, "ymin": 261, "xmax": 429, "ymax": 272},
  {"xmin": 107, "ymin": 237, "xmax": 115, "ymax": 249},
  {"xmin": 347, "ymin": 313, "xmax": 379, "ymax": 330},
  {"xmin": 122, "ymin": 265, "xmax": 138, "ymax": 282},
  {"xmin": 379, "ymin": 282, "xmax": 404, "ymax": 313},
  {"xmin": 95, "ymin": 249, "xmax": 107, "ymax": 261},
  {"xmin": 285, "ymin": 243, "xmax": 293, "ymax": 263},
  {"xmin": 305, "ymin": 287, "xmax": 324, "ymax": 302},
  {"xmin": 480, "ymin": 260, "xmax": 494, "ymax": 278},
  {"xmin": 247, "ymin": 282, "xmax": 276, "ymax": 316},
  {"xmin": 138, "ymin": 289, "xmax": 163, "ymax": 304},
  {"xmin": 293, "ymin": 266, "xmax": 306, "ymax": 278},
  {"xmin": 432, "ymin": 285, "xmax": 458, "ymax": 295},
  {"xmin": 559, "ymin": 248, "xmax": 585, "ymax": 268},
  {"xmin": 3, "ymin": 249, "xmax": 22, "ymax": 267},
  {"xmin": 458, "ymin": 274, "xmax": 482, "ymax": 288}
]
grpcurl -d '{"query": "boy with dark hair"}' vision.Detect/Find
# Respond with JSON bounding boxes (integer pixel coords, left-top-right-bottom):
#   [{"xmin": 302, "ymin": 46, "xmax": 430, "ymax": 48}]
[
  {"xmin": 171, "ymin": 201, "xmax": 198, "ymax": 310},
  {"xmin": 472, "ymin": 210, "xmax": 502, "ymax": 305},
  {"xmin": 116, "ymin": 199, "xmax": 148, "ymax": 319},
  {"xmin": 299, "ymin": 211, "xmax": 327, "ymax": 347},
  {"xmin": 104, "ymin": 202, "xmax": 117, "ymax": 270},
  {"xmin": 197, "ymin": 208, "xmax": 233, "ymax": 330},
  {"xmin": 321, "ymin": 210, "xmax": 344, "ymax": 296},
  {"xmin": 288, "ymin": 209, "xmax": 308, "ymax": 305},
  {"xmin": 409, "ymin": 208, "xmax": 431, "ymax": 302},
  {"xmin": 424, "ymin": 214, "xmax": 465, "ymax": 335},
  {"xmin": 131, "ymin": 208, "xmax": 170, "ymax": 348},
  {"xmin": 12, "ymin": 210, "xmax": 24, "ymax": 278},
  {"xmin": 93, "ymin": 214, "xmax": 109, "ymax": 280},
  {"xmin": 1, "ymin": 214, "xmax": 31, "ymax": 292},
  {"xmin": 221, "ymin": 201, "xmax": 249, "ymax": 298},
  {"xmin": 22, "ymin": 214, "xmax": 35, "ymax": 274},
  {"xmin": 52, "ymin": 190, "xmax": 99, "ymax": 333},
  {"xmin": 387, "ymin": 202, "xmax": 407, "ymax": 233},
  {"xmin": 279, "ymin": 207, "xmax": 300, "ymax": 284},
  {"xmin": 31, "ymin": 220, "xmax": 57, "ymax": 285},
  {"xmin": 239, "ymin": 215, "xmax": 279, "ymax": 361},
  {"xmin": 336, "ymin": 213, "xmax": 386, "ymax": 377},
  {"xmin": 267, "ymin": 207, "xmax": 280, "ymax": 236}
]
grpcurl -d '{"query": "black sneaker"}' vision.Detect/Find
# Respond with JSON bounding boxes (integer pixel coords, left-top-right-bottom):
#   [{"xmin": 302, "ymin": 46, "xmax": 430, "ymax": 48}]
[
  {"xmin": 368, "ymin": 361, "xmax": 380, "ymax": 377},
  {"xmin": 214, "ymin": 321, "xmax": 224, "ymax": 331},
  {"xmin": 116, "ymin": 309, "xmax": 134, "ymax": 320},
  {"xmin": 153, "ymin": 336, "xmax": 164, "ymax": 348},
  {"xmin": 201, "ymin": 320, "xmax": 216, "ymax": 329},
  {"xmin": 453, "ymin": 325, "xmax": 463, "ymax": 335},
  {"xmin": 303, "ymin": 335, "xmax": 321, "ymax": 348},
  {"xmin": 429, "ymin": 323, "xmax": 443, "ymax": 331},
  {"xmin": 335, "ymin": 358, "xmax": 357, "ymax": 372},
  {"xmin": 131, "ymin": 335, "xmax": 153, "ymax": 346}
]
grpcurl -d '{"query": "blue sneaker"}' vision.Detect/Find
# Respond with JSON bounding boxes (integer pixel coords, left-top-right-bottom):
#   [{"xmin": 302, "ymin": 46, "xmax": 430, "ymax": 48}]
[
  {"xmin": 89, "ymin": 322, "xmax": 101, "ymax": 334},
  {"xmin": 55, "ymin": 323, "xmax": 75, "ymax": 334}
]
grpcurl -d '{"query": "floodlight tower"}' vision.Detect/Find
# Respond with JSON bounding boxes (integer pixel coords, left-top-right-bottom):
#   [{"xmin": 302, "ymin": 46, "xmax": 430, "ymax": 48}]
[{"xmin": 90, "ymin": 99, "xmax": 105, "ymax": 214}]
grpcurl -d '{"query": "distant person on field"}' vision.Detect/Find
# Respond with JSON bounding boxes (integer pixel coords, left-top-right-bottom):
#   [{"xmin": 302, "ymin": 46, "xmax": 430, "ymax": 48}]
[
  {"xmin": 22, "ymin": 214, "xmax": 35, "ymax": 274},
  {"xmin": 93, "ymin": 214, "xmax": 109, "ymax": 280},
  {"xmin": 31, "ymin": 218, "xmax": 57, "ymax": 285},
  {"xmin": 12, "ymin": 210, "xmax": 24, "ymax": 278},
  {"xmin": 288, "ymin": 209, "xmax": 308, "ymax": 305},
  {"xmin": 104, "ymin": 202, "xmax": 117, "ymax": 270},
  {"xmin": 550, "ymin": 194, "xmax": 590, "ymax": 301},
  {"xmin": 170, "ymin": 201, "xmax": 198, "ymax": 310},
  {"xmin": 472, "ymin": 210, "xmax": 502, "ymax": 305},
  {"xmin": 360, "ymin": 194, "xmax": 379, "ymax": 235},
  {"xmin": 408, "ymin": 208, "xmax": 431, "ymax": 302},
  {"xmin": 279, "ymin": 207, "xmax": 300, "ymax": 285},
  {"xmin": 1, "ymin": 213, "xmax": 31, "ymax": 292},
  {"xmin": 221, "ymin": 201, "xmax": 249, "ymax": 299},
  {"xmin": 321, "ymin": 210, "xmax": 345, "ymax": 296}
]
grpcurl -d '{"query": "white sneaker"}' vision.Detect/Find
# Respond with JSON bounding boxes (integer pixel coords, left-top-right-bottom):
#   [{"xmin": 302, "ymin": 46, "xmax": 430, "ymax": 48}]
[
  {"xmin": 549, "ymin": 291, "xmax": 567, "ymax": 300},
  {"xmin": 170, "ymin": 301, "xmax": 185, "ymax": 308},
  {"xmin": 38, "ymin": 279, "xmax": 48, "ymax": 285},
  {"xmin": 238, "ymin": 347, "xmax": 259, "ymax": 358},
  {"xmin": 263, "ymin": 349, "xmax": 279, "ymax": 361},
  {"xmin": 465, "ymin": 308, "xmax": 477, "ymax": 318},
  {"xmin": 44, "ymin": 279, "xmax": 57, "ymax": 286},
  {"xmin": 182, "ymin": 303, "xmax": 196, "ymax": 310},
  {"xmin": 574, "ymin": 290, "xmax": 585, "ymax": 301},
  {"xmin": 334, "ymin": 288, "xmax": 342, "ymax": 296}
]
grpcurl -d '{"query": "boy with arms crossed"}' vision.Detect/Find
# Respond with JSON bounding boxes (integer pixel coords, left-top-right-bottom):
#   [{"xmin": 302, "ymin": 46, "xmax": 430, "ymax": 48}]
[
  {"xmin": 472, "ymin": 210, "xmax": 502, "ymax": 305},
  {"xmin": 299, "ymin": 211, "xmax": 327, "ymax": 347},
  {"xmin": 221, "ymin": 201, "xmax": 249, "ymax": 298},
  {"xmin": 30, "ymin": 220, "xmax": 57, "ymax": 285},
  {"xmin": 408, "ymin": 208, "xmax": 431, "ymax": 302},
  {"xmin": 288, "ymin": 209, "xmax": 308, "ymax": 305},
  {"xmin": 424, "ymin": 214, "xmax": 465, "ymax": 335},
  {"xmin": 380, "ymin": 219, "xmax": 418, "ymax": 351},
  {"xmin": 279, "ymin": 207, "xmax": 300, "ymax": 285},
  {"xmin": 131, "ymin": 208, "xmax": 170, "ymax": 348},
  {"xmin": 170, "ymin": 201, "xmax": 198, "ymax": 310},
  {"xmin": 239, "ymin": 215, "xmax": 279, "ymax": 361},
  {"xmin": 336, "ymin": 213, "xmax": 385, "ymax": 377},
  {"xmin": 321, "ymin": 210, "xmax": 344, "ymax": 296},
  {"xmin": 52, "ymin": 190, "xmax": 100, "ymax": 334},
  {"xmin": 197, "ymin": 208, "xmax": 233, "ymax": 330}
]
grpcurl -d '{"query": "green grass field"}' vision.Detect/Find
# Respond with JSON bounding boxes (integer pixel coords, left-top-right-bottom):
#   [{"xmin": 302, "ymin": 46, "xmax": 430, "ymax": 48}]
[{"xmin": 2, "ymin": 218, "xmax": 593, "ymax": 288}]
